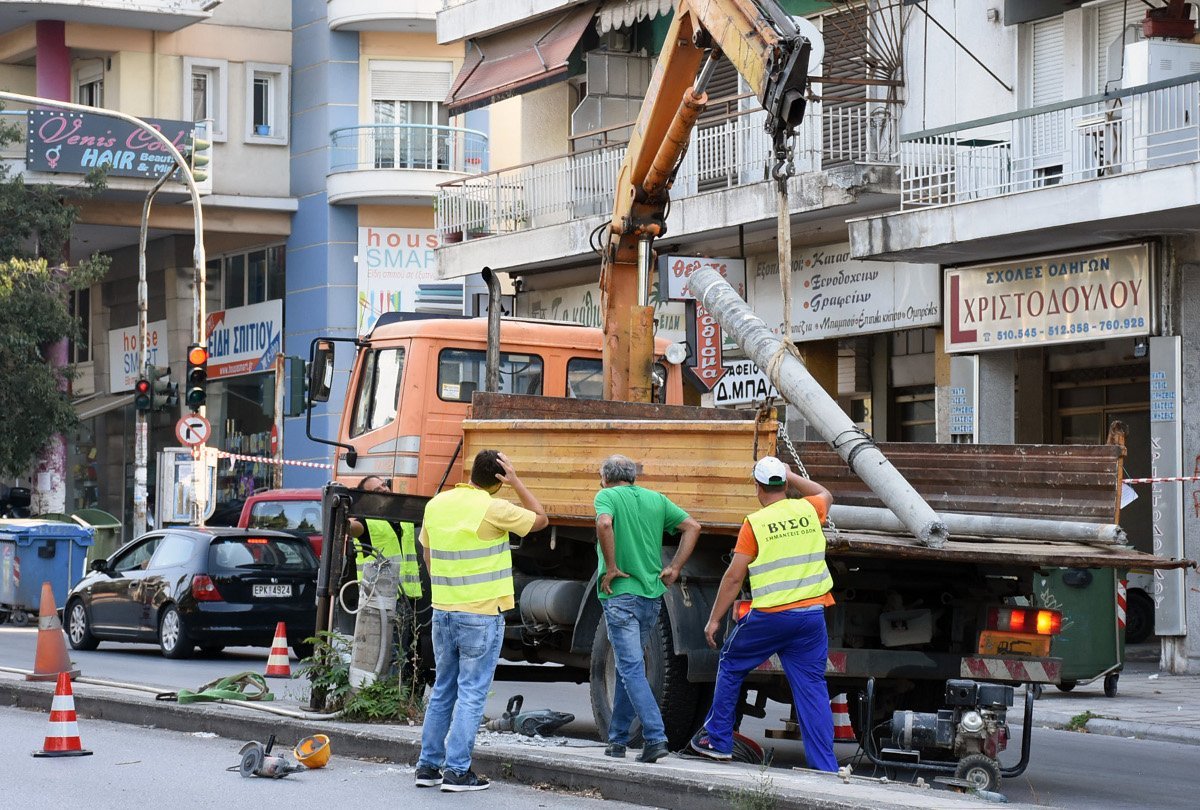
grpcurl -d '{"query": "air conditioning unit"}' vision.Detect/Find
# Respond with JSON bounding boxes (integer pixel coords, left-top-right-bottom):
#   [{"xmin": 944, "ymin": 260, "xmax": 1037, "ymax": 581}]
[
  {"xmin": 1122, "ymin": 39, "xmax": 1200, "ymax": 170},
  {"xmin": 601, "ymin": 29, "xmax": 631, "ymax": 53},
  {"xmin": 1122, "ymin": 38, "xmax": 1200, "ymax": 86}
]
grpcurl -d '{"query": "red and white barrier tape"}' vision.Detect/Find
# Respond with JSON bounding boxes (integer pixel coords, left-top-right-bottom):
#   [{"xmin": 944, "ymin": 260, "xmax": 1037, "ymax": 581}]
[
  {"xmin": 216, "ymin": 451, "xmax": 332, "ymax": 470},
  {"xmin": 1124, "ymin": 475, "xmax": 1200, "ymax": 484}
]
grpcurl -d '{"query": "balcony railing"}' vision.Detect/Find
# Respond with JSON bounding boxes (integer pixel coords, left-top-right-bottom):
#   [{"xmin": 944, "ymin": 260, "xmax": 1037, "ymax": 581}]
[
  {"xmin": 901, "ymin": 73, "xmax": 1200, "ymax": 209},
  {"xmin": 329, "ymin": 123, "xmax": 488, "ymax": 175},
  {"xmin": 435, "ymin": 102, "xmax": 897, "ymax": 241}
]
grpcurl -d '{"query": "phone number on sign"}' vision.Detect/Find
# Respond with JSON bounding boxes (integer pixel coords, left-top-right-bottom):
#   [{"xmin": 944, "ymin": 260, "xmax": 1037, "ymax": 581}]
[{"xmin": 994, "ymin": 316, "xmax": 1147, "ymax": 341}]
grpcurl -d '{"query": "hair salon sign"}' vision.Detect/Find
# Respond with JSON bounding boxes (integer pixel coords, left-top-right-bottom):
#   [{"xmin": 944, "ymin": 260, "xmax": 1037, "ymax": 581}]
[{"xmin": 25, "ymin": 110, "xmax": 193, "ymax": 179}]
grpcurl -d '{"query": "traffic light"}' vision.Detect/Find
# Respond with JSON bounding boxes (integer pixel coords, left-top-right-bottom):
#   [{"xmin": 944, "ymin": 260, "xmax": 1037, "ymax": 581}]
[
  {"xmin": 134, "ymin": 377, "xmax": 152, "ymax": 412},
  {"xmin": 185, "ymin": 123, "xmax": 211, "ymax": 185},
  {"xmin": 283, "ymin": 355, "xmax": 308, "ymax": 417},
  {"xmin": 185, "ymin": 344, "xmax": 208, "ymax": 410},
  {"xmin": 148, "ymin": 365, "xmax": 178, "ymax": 412}
]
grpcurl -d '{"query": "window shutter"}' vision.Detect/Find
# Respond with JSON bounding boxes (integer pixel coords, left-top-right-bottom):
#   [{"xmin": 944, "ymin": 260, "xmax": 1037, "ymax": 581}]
[
  {"xmin": 1095, "ymin": 1, "xmax": 1142, "ymax": 92},
  {"xmin": 1030, "ymin": 17, "xmax": 1064, "ymax": 107},
  {"xmin": 370, "ymin": 61, "xmax": 453, "ymax": 103}
]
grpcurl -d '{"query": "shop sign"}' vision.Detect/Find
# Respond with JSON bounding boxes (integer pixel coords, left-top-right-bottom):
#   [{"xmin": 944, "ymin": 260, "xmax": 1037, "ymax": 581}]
[
  {"xmin": 108, "ymin": 320, "xmax": 169, "ymax": 392},
  {"xmin": 518, "ymin": 281, "xmax": 689, "ymax": 345},
  {"xmin": 948, "ymin": 356, "xmax": 978, "ymax": 440},
  {"xmin": 25, "ymin": 110, "xmax": 193, "ymax": 179},
  {"xmin": 357, "ymin": 227, "xmax": 463, "ymax": 334},
  {"xmin": 661, "ymin": 256, "xmax": 747, "ymax": 301},
  {"xmin": 1149, "ymin": 336, "xmax": 1185, "ymax": 635},
  {"xmin": 945, "ymin": 244, "xmax": 1151, "ymax": 353},
  {"xmin": 204, "ymin": 300, "xmax": 283, "ymax": 380},
  {"xmin": 713, "ymin": 360, "xmax": 779, "ymax": 406},
  {"xmin": 752, "ymin": 244, "xmax": 940, "ymax": 342},
  {"xmin": 685, "ymin": 303, "xmax": 726, "ymax": 390}
]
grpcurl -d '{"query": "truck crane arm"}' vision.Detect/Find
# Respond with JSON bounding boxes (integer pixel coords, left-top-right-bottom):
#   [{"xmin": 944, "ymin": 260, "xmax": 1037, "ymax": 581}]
[{"xmin": 601, "ymin": 0, "xmax": 811, "ymax": 401}]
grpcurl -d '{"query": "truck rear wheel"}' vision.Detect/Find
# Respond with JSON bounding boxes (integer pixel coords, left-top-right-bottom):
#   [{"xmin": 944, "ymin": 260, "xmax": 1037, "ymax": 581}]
[{"xmin": 589, "ymin": 607, "xmax": 703, "ymax": 749}]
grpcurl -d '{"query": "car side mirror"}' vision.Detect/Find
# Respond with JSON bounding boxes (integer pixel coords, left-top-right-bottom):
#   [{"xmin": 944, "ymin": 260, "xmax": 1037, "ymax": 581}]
[{"xmin": 90, "ymin": 559, "xmax": 108, "ymax": 573}]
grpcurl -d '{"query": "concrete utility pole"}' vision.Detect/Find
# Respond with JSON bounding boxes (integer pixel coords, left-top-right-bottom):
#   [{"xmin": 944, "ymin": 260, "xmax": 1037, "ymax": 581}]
[{"xmin": 0, "ymin": 91, "xmax": 209, "ymax": 530}]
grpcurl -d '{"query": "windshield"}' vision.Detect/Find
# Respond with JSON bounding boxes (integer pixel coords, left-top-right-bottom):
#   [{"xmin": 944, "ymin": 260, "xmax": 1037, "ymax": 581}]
[
  {"xmin": 209, "ymin": 536, "xmax": 318, "ymax": 573},
  {"xmin": 247, "ymin": 500, "xmax": 323, "ymax": 534}
]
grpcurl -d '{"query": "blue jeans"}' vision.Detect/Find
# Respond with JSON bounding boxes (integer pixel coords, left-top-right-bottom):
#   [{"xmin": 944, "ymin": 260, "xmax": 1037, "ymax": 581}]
[
  {"xmin": 701, "ymin": 605, "xmax": 838, "ymax": 772},
  {"xmin": 601, "ymin": 594, "xmax": 667, "ymax": 746},
  {"xmin": 417, "ymin": 609, "xmax": 504, "ymax": 775}
]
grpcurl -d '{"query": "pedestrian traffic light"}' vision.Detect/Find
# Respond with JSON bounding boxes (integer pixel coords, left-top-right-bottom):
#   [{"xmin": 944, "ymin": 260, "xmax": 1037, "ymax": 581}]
[
  {"xmin": 185, "ymin": 344, "xmax": 208, "ymax": 410},
  {"xmin": 283, "ymin": 355, "xmax": 309, "ymax": 417},
  {"xmin": 186, "ymin": 124, "xmax": 211, "ymax": 185},
  {"xmin": 148, "ymin": 365, "xmax": 178, "ymax": 412},
  {"xmin": 134, "ymin": 377, "xmax": 152, "ymax": 412}
]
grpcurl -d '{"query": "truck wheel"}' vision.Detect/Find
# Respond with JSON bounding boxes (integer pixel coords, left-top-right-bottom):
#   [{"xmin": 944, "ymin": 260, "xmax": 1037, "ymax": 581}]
[
  {"xmin": 589, "ymin": 608, "xmax": 701, "ymax": 749},
  {"xmin": 955, "ymin": 753, "xmax": 1000, "ymax": 792},
  {"xmin": 1125, "ymin": 590, "xmax": 1154, "ymax": 644}
]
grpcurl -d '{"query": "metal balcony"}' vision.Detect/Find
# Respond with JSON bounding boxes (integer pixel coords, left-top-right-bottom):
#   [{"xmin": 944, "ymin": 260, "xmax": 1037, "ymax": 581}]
[
  {"xmin": 327, "ymin": 123, "xmax": 488, "ymax": 206},
  {"xmin": 327, "ymin": 0, "xmax": 438, "ymax": 32}
]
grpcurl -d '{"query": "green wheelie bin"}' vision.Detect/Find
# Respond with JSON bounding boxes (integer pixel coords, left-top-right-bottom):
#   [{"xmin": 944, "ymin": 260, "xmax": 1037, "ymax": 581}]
[{"xmin": 1034, "ymin": 567, "xmax": 1124, "ymax": 697}]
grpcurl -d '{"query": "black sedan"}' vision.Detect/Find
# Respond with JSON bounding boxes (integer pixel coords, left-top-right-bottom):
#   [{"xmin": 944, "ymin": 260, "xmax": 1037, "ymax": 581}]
[{"xmin": 64, "ymin": 527, "xmax": 317, "ymax": 659}]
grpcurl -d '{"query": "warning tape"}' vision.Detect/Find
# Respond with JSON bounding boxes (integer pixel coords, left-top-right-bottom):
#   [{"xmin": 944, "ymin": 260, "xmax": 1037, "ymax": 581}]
[
  {"xmin": 1124, "ymin": 475, "xmax": 1200, "ymax": 485},
  {"xmin": 216, "ymin": 451, "xmax": 332, "ymax": 470}
]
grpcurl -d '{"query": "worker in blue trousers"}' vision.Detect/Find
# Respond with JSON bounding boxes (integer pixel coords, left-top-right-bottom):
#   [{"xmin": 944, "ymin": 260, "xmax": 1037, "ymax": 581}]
[{"xmin": 689, "ymin": 456, "xmax": 839, "ymax": 772}]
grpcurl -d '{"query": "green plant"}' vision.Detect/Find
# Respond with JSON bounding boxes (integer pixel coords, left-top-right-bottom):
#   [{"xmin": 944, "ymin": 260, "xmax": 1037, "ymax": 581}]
[
  {"xmin": 725, "ymin": 764, "xmax": 780, "ymax": 810},
  {"xmin": 1066, "ymin": 710, "xmax": 1097, "ymax": 732},
  {"xmin": 300, "ymin": 630, "xmax": 352, "ymax": 712}
]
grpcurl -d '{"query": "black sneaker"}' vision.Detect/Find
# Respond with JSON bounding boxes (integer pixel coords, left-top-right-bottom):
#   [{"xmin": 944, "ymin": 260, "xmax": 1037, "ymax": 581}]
[
  {"xmin": 415, "ymin": 764, "xmax": 442, "ymax": 787},
  {"xmin": 688, "ymin": 729, "xmax": 732, "ymax": 761},
  {"xmin": 637, "ymin": 740, "xmax": 670, "ymax": 763},
  {"xmin": 605, "ymin": 743, "xmax": 627, "ymax": 758},
  {"xmin": 441, "ymin": 769, "xmax": 490, "ymax": 792}
]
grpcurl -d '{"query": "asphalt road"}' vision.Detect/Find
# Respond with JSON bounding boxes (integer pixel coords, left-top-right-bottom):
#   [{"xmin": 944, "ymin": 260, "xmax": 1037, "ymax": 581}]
[
  {"xmin": 4, "ymin": 627, "xmax": 1199, "ymax": 808},
  {"xmin": 0, "ymin": 704, "xmax": 646, "ymax": 810}
]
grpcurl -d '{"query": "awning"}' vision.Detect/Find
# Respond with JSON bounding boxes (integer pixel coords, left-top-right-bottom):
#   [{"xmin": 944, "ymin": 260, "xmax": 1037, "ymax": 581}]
[
  {"xmin": 1002, "ymin": 1, "xmax": 1086, "ymax": 26},
  {"xmin": 73, "ymin": 392, "xmax": 134, "ymax": 421},
  {"xmin": 596, "ymin": 0, "xmax": 672, "ymax": 35},
  {"xmin": 446, "ymin": 3, "xmax": 598, "ymax": 115}
]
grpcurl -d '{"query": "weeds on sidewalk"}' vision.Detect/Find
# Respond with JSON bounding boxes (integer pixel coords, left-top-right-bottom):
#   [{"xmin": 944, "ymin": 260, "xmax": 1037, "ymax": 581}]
[
  {"xmin": 725, "ymin": 764, "xmax": 780, "ymax": 810},
  {"xmin": 300, "ymin": 629, "xmax": 425, "ymax": 722},
  {"xmin": 1066, "ymin": 710, "xmax": 1097, "ymax": 732}
]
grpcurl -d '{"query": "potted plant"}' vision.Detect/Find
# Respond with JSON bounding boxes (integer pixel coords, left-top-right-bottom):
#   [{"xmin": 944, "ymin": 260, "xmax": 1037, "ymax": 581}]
[{"xmin": 434, "ymin": 195, "xmax": 463, "ymax": 244}]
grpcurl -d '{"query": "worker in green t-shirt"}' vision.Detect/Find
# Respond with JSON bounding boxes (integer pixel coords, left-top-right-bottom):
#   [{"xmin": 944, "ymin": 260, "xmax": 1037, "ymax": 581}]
[{"xmin": 593, "ymin": 454, "xmax": 701, "ymax": 764}]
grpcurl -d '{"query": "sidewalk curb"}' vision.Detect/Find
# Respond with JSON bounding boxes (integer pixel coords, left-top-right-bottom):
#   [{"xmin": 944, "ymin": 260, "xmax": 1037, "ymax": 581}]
[
  {"xmin": 1, "ymin": 678, "xmax": 1005, "ymax": 810},
  {"xmin": 1034, "ymin": 712, "xmax": 1200, "ymax": 747}
]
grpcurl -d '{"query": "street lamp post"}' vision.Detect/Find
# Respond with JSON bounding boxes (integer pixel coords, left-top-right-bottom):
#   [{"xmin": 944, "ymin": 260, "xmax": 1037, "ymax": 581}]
[{"xmin": 0, "ymin": 91, "xmax": 209, "ymax": 529}]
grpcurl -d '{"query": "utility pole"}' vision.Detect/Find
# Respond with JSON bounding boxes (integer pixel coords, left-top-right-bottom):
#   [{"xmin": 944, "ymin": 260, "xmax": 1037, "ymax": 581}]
[{"xmin": 0, "ymin": 91, "xmax": 209, "ymax": 531}]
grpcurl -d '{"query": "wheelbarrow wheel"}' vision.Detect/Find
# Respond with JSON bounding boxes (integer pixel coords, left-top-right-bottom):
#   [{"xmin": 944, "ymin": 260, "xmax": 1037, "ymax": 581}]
[
  {"xmin": 1103, "ymin": 673, "xmax": 1119, "ymax": 698},
  {"xmin": 955, "ymin": 753, "xmax": 1000, "ymax": 792}
]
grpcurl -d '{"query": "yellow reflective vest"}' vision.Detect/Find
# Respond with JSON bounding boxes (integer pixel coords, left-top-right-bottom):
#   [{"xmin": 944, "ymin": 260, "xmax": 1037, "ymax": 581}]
[
  {"xmin": 356, "ymin": 519, "xmax": 422, "ymax": 598},
  {"xmin": 423, "ymin": 485, "xmax": 513, "ymax": 606},
  {"xmin": 745, "ymin": 498, "xmax": 833, "ymax": 609}
]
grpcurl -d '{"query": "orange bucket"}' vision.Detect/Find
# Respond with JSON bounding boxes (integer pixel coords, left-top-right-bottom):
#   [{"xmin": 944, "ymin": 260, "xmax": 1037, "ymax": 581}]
[{"xmin": 293, "ymin": 734, "xmax": 331, "ymax": 768}]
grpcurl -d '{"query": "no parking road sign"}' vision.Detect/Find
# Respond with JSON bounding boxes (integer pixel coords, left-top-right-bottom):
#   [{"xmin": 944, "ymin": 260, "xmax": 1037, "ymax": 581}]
[{"xmin": 175, "ymin": 414, "xmax": 211, "ymax": 446}]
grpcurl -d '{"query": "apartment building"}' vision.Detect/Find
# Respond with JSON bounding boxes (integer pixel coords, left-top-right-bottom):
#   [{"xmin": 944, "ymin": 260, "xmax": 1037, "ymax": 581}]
[{"xmin": 1, "ymin": 0, "xmax": 294, "ymax": 526}]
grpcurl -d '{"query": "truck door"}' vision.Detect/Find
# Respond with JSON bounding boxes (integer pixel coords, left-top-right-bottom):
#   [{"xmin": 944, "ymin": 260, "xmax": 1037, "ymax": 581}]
[{"xmin": 344, "ymin": 345, "xmax": 409, "ymax": 486}]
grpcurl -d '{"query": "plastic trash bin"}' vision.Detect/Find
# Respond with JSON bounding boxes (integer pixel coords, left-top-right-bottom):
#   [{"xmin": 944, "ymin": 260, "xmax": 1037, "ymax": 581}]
[
  {"xmin": 71, "ymin": 509, "xmax": 123, "ymax": 564},
  {"xmin": 0, "ymin": 519, "xmax": 95, "ymax": 620},
  {"xmin": 1034, "ymin": 567, "xmax": 1124, "ymax": 697}
]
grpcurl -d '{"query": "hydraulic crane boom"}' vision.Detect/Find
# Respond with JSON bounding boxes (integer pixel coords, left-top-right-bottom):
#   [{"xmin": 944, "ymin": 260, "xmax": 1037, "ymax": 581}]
[{"xmin": 601, "ymin": 0, "xmax": 811, "ymax": 401}]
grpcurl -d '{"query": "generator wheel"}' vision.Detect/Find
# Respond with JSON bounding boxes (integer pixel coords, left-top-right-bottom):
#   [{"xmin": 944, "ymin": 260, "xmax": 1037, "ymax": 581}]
[{"xmin": 955, "ymin": 753, "xmax": 1000, "ymax": 792}]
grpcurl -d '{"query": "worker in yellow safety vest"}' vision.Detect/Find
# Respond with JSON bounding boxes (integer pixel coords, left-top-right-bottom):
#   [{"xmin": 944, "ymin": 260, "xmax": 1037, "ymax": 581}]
[
  {"xmin": 349, "ymin": 475, "xmax": 421, "ymax": 598},
  {"xmin": 688, "ymin": 456, "xmax": 839, "ymax": 772},
  {"xmin": 415, "ymin": 450, "xmax": 547, "ymax": 792}
]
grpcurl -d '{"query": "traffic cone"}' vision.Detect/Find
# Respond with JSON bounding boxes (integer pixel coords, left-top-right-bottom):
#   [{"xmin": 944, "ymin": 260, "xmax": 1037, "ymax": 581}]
[
  {"xmin": 32, "ymin": 672, "xmax": 93, "ymax": 757},
  {"xmin": 831, "ymin": 693, "xmax": 856, "ymax": 742},
  {"xmin": 264, "ymin": 622, "xmax": 291, "ymax": 678},
  {"xmin": 26, "ymin": 582, "xmax": 80, "ymax": 682}
]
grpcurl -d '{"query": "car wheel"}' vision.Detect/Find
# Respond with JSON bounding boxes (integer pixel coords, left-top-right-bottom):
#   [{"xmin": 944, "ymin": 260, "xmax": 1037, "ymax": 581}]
[
  {"xmin": 66, "ymin": 599, "xmax": 99, "ymax": 651},
  {"xmin": 159, "ymin": 605, "xmax": 194, "ymax": 659},
  {"xmin": 289, "ymin": 637, "xmax": 313, "ymax": 661}
]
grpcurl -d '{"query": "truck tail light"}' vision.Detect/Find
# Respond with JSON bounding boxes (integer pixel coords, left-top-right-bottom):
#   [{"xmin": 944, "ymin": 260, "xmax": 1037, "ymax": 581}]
[
  {"xmin": 191, "ymin": 574, "xmax": 223, "ymax": 602},
  {"xmin": 732, "ymin": 599, "xmax": 752, "ymax": 622},
  {"xmin": 987, "ymin": 607, "xmax": 1061, "ymax": 635}
]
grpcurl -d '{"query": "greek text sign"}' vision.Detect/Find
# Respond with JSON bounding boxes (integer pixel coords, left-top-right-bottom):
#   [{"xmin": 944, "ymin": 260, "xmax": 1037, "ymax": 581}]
[
  {"xmin": 752, "ymin": 244, "xmax": 940, "ymax": 341},
  {"xmin": 948, "ymin": 356, "xmax": 978, "ymax": 440},
  {"xmin": 518, "ymin": 282, "xmax": 688, "ymax": 345},
  {"xmin": 713, "ymin": 360, "xmax": 779, "ymax": 406},
  {"xmin": 204, "ymin": 300, "xmax": 283, "ymax": 380},
  {"xmin": 662, "ymin": 256, "xmax": 747, "ymax": 301},
  {"xmin": 108, "ymin": 320, "xmax": 169, "ymax": 392},
  {"xmin": 1149, "ymin": 337, "xmax": 1184, "ymax": 635},
  {"xmin": 945, "ymin": 244, "xmax": 1152, "ymax": 353},
  {"xmin": 357, "ymin": 227, "xmax": 462, "ymax": 333},
  {"xmin": 26, "ymin": 110, "xmax": 193, "ymax": 178}
]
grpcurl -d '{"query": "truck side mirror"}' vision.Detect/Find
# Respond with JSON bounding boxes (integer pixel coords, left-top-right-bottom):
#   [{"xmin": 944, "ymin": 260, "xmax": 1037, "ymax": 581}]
[{"xmin": 310, "ymin": 340, "xmax": 334, "ymax": 403}]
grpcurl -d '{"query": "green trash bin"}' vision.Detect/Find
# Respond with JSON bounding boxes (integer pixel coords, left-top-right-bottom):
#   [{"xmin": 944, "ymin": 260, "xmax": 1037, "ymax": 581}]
[
  {"xmin": 70, "ymin": 509, "xmax": 123, "ymax": 565},
  {"xmin": 1034, "ymin": 567, "xmax": 1124, "ymax": 697}
]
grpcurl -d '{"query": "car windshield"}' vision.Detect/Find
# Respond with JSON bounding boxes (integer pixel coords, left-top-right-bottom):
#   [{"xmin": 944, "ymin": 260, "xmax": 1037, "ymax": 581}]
[
  {"xmin": 247, "ymin": 500, "xmax": 323, "ymax": 534},
  {"xmin": 208, "ymin": 536, "xmax": 318, "ymax": 574}
]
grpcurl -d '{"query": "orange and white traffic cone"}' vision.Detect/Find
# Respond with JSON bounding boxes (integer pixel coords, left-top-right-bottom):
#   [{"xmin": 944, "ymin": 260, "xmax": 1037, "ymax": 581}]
[
  {"xmin": 831, "ymin": 693, "xmax": 856, "ymax": 742},
  {"xmin": 264, "ymin": 622, "xmax": 291, "ymax": 678},
  {"xmin": 26, "ymin": 582, "xmax": 80, "ymax": 682},
  {"xmin": 33, "ymin": 671, "xmax": 93, "ymax": 757}
]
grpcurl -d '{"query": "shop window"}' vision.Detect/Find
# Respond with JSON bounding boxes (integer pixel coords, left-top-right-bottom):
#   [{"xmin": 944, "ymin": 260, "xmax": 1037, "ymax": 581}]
[
  {"xmin": 183, "ymin": 57, "xmax": 228, "ymax": 140},
  {"xmin": 437, "ymin": 349, "xmax": 543, "ymax": 402},
  {"xmin": 245, "ymin": 62, "xmax": 289, "ymax": 144},
  {"xmin": 894, "ymin": 386, "xmax": 935, "ymax": 442},
  {"xmin": 68, "ymin": 287, "xmax": 91, "ymax": 364},
  {"xmin": 351, "ymin": 348, "xmax": 406, "ymax": 437},
  {"xmin": 566, "ymin": 357, "xmax": 604, "ymax": 400}
]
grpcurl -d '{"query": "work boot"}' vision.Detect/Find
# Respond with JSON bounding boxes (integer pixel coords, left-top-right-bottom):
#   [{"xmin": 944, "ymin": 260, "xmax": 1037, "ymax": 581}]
[
  {"xmin": 441, "ymin": 769, "xmax": 490, "ymax": 792},
  {"xmin": 605, "ymin": 743, "xmax": 627, "ymax": 758},
  {"xmin": 637, "ymin": 740, "xmax": 670, "ymax": 763},
  {"xmin": 415, "ymin": 764, "xmax": 443, "ymax": 787}
]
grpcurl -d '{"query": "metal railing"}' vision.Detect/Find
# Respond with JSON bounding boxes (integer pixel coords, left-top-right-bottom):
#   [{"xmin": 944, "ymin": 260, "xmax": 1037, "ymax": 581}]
[
  {"xmin": 436, "ymin": 102, "xmax": 898, "ymax": 241},
  {"xmin": 328, "ymin": 123, "xmax": 488, "ymax": 176},
  {"xmin": 901, "ymin": 73, "xmax": 1200, "ymax": 209}
]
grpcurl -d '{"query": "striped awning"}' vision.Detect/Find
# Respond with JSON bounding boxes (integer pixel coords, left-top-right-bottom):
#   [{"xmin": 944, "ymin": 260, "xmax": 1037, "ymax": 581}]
[{"xmin": 596, "ymin": 0, "xmax": 673, "ymax": 35}]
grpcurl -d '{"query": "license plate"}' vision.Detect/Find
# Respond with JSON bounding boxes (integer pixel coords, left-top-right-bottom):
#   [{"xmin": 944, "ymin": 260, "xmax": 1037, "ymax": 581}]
[{"xmin": 253, "ymin": 584, "xmax": 292, "ymax": 598}]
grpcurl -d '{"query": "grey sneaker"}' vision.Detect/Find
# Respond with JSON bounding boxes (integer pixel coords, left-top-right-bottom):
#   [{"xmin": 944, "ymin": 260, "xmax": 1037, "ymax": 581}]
[
  {"xmin": 605, "ymin": 743, "xmax": 627, "ymax": 758},
  {"xmin": 441, "ymin": 769, "xmax": 490, "ymax": 792},
  {"xmin": 415, "ymin": 764, "xmax": 442, "ymax": 787}
]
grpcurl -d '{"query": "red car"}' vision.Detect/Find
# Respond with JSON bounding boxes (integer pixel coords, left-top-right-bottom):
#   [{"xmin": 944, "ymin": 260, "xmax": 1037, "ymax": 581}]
[{"xmin": 237, "ymin": 489, "xmax": 324, "ymax": 556}]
